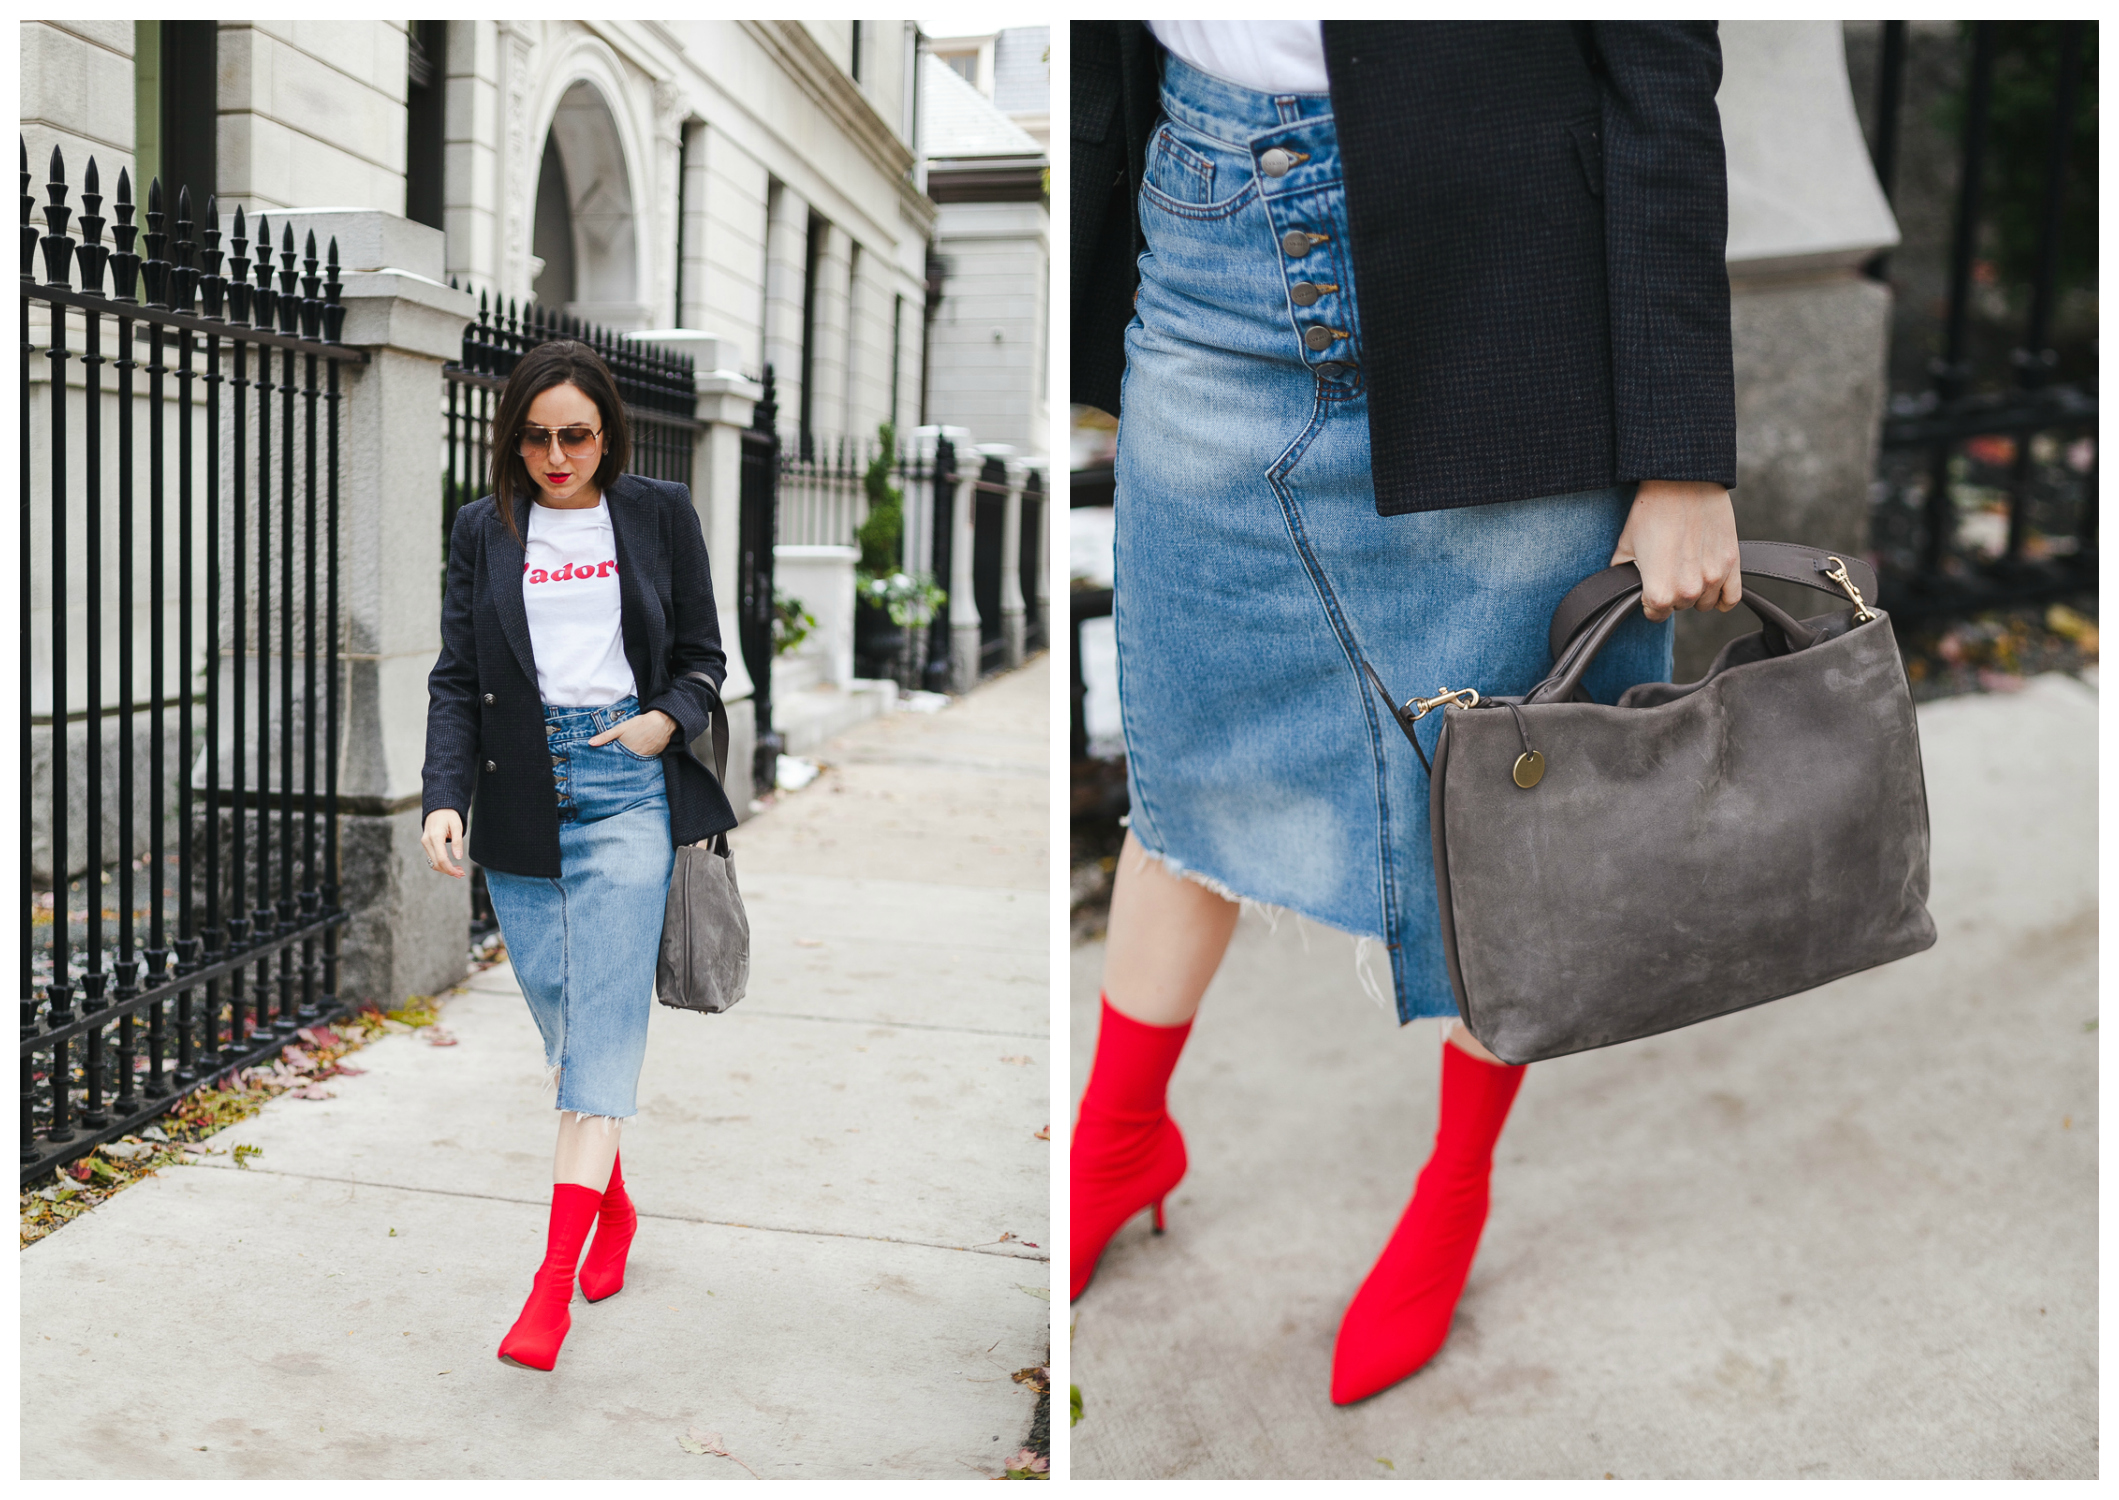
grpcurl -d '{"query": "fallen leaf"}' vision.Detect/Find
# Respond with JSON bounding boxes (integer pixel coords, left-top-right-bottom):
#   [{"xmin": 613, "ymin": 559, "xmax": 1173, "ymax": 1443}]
[
  {"xmin": 1034, "ymin": 1125, "xmax": 1050, "ymax": 1140},
  {"xmin": 1070, "ymin": 1386, "xmax": 1083, "ymax": 1427},
  {"xmin": 425, "ymin": 1029, "xmax": 460, "ymax": 1048},
  {"xmin": 1002, "ymin": 1447, "xmax": 1049, "ymax": 1477},
  {"xmin": 1016, "ymin": 1284, "xmax": 1049, "ymax": 1300},
  {"xmin": 1376, "ymin": 1457, "xmax": 1396, "ymax": 1471},
  {"xmin": 333, "ymin": 1065, "xmax": 368, "ymax": 1076},
  {"xmin": 678, "ymin": 1427, "xmax": 760, "ymax": 1478}
]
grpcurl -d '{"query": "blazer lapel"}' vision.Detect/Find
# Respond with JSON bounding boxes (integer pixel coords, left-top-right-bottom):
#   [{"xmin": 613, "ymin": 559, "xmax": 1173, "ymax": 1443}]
[
  {"xmin": 604, "ymin": 474, "xmax": 661, "ymax": 697},
  {"xmin": 488, "ymin": 494, "xmax": 540, "ymax": 689}
]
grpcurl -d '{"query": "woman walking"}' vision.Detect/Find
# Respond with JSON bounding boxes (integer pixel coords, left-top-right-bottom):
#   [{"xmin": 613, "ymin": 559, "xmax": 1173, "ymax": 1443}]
[
  {"xmin": 1071, "ymin": 21, "xmax": 1741, "ymax": 1404},
  {"xmin": 420, "ymin": 340, "xmax": 736, "ymax": 1371}
]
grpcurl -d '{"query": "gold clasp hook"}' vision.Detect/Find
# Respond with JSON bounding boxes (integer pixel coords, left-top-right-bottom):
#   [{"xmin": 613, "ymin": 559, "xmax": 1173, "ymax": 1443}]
[
  {"xmin": 1405, "ymin": 686, "xmax": 1481, "ymax": 720},
  {"xmin": 1822, "ymin": 556, "xmax": 1879, "ymax": 623}
]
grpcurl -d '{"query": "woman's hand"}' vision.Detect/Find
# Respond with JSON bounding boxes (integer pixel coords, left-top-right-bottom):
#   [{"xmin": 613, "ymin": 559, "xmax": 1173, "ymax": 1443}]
[
  {"xmin": 1611, "ymin": 480, "xmax": 1742, "ymax": 622},
  {"xmin": 589, "ymin": 708, "xmax": 678, "ymax": 758},
  {"xmin": 422, "ymin": 809, "xmax": 467, "ymax": 879}
]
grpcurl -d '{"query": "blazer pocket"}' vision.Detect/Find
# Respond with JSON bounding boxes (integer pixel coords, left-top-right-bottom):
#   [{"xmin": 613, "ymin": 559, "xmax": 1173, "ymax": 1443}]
[{"xmin": 1566, "ymin": 116, "xmax": 1604, "ymax": 199}]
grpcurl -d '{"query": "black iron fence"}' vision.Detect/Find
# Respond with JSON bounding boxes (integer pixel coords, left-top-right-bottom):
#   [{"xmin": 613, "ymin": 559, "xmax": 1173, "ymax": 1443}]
[
  {"xmin": 782, "ymin": 430, "xmax": 1044, "ymax": 692},
  {"xmin": 22, "ymin": 143, "xmax": 366, "ymax": 1182},
  {"xmin": 738, "ymin": 370, "xmax": 782, "ymax": 793},
  {"xmin": 1865, "ymin": 19, "xmax": 2097, "ymax": 621}
]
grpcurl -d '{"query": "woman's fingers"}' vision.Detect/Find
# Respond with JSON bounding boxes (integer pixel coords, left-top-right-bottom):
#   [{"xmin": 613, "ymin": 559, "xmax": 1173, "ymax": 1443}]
[{"xmin": 424, "ymin": 813, "xmax": 465, "ymax": 877}]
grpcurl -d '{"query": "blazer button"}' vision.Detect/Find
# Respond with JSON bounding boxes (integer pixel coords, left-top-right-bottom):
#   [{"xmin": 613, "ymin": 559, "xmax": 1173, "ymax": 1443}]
[
  {"xmin": 482, "ymin": 693, "xmax": 495, "ymax": 705},
  {"xmin": 483, "ymin": 760, "xmax": 497, "ymax": 772}
]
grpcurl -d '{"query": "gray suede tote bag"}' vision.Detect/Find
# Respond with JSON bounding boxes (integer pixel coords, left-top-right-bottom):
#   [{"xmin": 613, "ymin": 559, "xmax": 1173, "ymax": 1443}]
[
  {"xmin": 1362, "ymin": 541, "xmax": 1935, "ymax": 1066},
  {"xmin": 655, "ymin": 679, "xmax": 750, "ymax": 1015}
]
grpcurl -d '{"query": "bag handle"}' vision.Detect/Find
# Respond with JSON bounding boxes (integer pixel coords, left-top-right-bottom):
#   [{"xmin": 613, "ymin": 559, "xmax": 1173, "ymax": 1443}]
[
  {"xmin": 1526, "ymin": 582, "xmax": 1828, "ymax": 707},
  {"xmin": 1548, "ymin": 541, "xmax": 1879, "ymax": 662}
]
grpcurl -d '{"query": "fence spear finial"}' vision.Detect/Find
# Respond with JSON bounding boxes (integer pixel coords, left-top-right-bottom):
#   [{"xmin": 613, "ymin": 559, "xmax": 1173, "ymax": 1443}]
[
  {"xmin": 39, "ymin": 142, "xmax": 76, "ymax": 288},
  {"xmin": 322, "ymin": 235, "xmax": 346, "ymax": 343},
  {"xmin": 197, "ymin": 194, "xmax": 226, "ymax": 320}
]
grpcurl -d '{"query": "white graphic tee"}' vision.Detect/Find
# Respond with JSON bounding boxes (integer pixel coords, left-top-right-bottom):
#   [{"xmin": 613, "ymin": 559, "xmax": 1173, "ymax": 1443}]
[
  {"xmin": 1147, "ymin": 21, "xmax": 1329, "ymax": 95},
  {"xmin": 520, "ymin": 498, "xmax": 638, "ymax": 707}
]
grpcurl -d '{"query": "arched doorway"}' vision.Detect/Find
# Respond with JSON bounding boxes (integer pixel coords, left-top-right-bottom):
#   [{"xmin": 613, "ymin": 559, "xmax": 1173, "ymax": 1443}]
[{"xmin": 529, "ymin": 80, "xmax": 643, "ymax": 327}]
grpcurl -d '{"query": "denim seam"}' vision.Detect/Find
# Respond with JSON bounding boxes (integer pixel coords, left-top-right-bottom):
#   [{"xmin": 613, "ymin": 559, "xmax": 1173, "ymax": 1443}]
[
  {"xmin": 550, "ymin": 871, "xmax": 574, "ymax": 1111},
  {"xmin": 1110, "ymin": 347, "xmax": 1168, "ymax": 861},
  {"xmin": 1265, "ymin": 402, "xmax": 1414, "ymax": 1024},
  {"xmin": 1139, "ymin": 176, "xmax": 1258, "ymax": 223}
]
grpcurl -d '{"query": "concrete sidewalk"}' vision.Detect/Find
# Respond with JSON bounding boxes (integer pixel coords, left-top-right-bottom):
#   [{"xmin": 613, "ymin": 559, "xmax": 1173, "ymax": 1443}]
[
  {"xmin": 1069, "ymin": 671, "xmax": 2096, "ymax": 1480},
  {"xmin": 22, "ymin": 658, "xmax": 1051, "ymax": 1481}
]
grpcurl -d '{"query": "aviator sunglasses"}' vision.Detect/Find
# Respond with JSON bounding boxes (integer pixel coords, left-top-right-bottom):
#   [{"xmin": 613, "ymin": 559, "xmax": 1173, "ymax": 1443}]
[{"xmin": 518, "ymin": 423, "xmax": 604, "ymax": 458}]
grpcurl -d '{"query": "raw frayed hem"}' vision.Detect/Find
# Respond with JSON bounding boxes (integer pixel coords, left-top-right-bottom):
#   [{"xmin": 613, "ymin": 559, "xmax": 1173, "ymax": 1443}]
[
  {"xmin": 556, "ymin": 1110, "xmax": 628, "ymax": 1134},
  {"xmin": 1126, "ymin": 840, "xmax": 1292, "ymax": 930},
  {"xmin": 539, "ymin": 1062, "xmax": 563, "ymax": 1095}
]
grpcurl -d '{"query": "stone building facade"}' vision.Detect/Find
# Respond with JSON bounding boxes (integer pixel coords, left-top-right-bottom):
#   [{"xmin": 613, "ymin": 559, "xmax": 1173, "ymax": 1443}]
[{"xmin": 23, "ymin": 19, "xmax": 938, "ymax": 454}]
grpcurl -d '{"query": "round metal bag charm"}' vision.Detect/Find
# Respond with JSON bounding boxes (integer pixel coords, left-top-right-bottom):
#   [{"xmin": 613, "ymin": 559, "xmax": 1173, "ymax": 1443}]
[{"xmin": 1512, "ymin": 750, "xmax": 1545, "ymax": 789}]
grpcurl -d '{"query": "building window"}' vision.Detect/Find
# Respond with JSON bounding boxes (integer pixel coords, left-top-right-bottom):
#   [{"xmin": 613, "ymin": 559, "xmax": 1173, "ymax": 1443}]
[
  {"xmin": 405, "ymin": 21, "xmax": 447, "ymax": 230},
  {"xmin": 135, "ymin": 20, "xmax": 219, "ymax": 211}
]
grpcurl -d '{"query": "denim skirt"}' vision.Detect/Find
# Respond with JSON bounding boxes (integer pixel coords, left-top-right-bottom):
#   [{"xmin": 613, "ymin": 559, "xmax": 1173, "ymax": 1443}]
[
  {"xmin": 1115, "ymin": 54, "xmax": 1673, "ymax": 1023},
  {"xmin": 482, "ymin": 696, "xmax": 674, "ymax": 1117}
]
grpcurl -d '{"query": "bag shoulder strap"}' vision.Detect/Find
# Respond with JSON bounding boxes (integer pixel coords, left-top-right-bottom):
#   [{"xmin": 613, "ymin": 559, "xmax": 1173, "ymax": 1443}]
[
  {"xmin": 681, "ymin": 670, "xmax": 731, "ymax": 787},
  {"xmin": 1548, "ymin": 541, "xmax": 1879, "ymax": 661}
]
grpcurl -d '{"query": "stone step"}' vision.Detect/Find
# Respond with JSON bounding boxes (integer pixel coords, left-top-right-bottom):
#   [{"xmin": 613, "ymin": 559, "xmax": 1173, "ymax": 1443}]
[{"xmin": 771, "ymin": 676, "xmax": 899, "ymax": 757}]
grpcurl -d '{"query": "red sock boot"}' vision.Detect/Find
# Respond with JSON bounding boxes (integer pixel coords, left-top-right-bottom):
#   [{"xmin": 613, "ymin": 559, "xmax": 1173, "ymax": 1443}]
[
  {"xmin": 577, "ymin": 1149, "xmax": 637, "ymax": 1303},
  {"xmin": 1070, "ymin": 996, "xmax": 1193, "ymax": 1301},
  {"xmin": 1330, "ymin": 1039, "xmax": 1527, "ymax": 1404},
  {"xmin": 497, "ymin": 1183, "xmax": 603, "ymax": 1371}
]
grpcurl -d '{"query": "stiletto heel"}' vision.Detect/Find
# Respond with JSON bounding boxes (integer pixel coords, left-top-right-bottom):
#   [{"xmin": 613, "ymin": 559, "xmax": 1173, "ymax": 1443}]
[
  {"xmin": 577, "ymin": 1149, "xmax": 636, "ymax": 1303},
  {"xmin": 1151, "ymin": 1199, "xmax": 1166, "ymax": 1233}
]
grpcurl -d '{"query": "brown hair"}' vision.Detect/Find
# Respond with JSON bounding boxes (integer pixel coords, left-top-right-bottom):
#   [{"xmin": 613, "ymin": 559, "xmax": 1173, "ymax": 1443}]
[{"xmin": 488, "ymin": 339, "xmax": 633, "ymax": 545}]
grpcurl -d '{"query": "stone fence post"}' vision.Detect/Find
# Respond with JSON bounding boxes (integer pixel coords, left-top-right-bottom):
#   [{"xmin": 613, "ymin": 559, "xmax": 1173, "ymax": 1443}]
[
  {"xmin": 291, "ymin": 210, "xmax": 479, "ymax": 1008},
  {"xmin": 979, "ymin": 443, "xmax": 1029, "ymax": 669},
  {"xmin": 1689, "ymin": 21, "xmax": 1902, "ymax": 678},
  {"xmin": 946, "ymin": 449, "xmax": 982, "ymax": 694}
]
